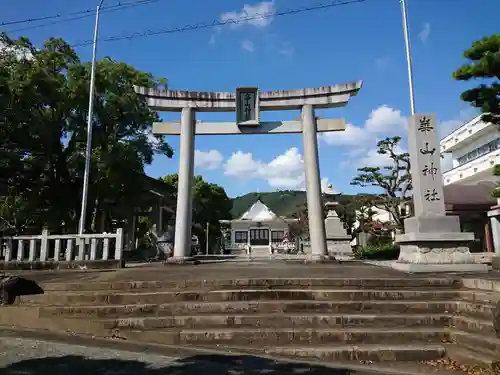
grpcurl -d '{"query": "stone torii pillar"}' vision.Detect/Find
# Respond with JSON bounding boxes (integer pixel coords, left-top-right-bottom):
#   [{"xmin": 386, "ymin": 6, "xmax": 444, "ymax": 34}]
[{"xmin": 135, "ymin": 82, "xmax": 362, "ymax": 263}]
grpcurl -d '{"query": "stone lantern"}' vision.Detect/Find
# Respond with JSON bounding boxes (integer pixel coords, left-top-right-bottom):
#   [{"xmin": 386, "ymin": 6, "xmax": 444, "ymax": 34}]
[{"xmin": 324, "ymin": 184, "xmax": 354, "ymax": 260}]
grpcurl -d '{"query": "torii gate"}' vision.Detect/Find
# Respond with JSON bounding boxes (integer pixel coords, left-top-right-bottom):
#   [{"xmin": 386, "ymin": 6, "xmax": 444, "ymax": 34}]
[{"xmin": 135, "ymin": 81, "xmax": 362, "ymax": 263}]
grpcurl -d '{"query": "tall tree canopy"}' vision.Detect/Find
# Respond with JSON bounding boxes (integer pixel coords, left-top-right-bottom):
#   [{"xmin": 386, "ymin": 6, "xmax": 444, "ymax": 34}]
[
  {"xmin": 160, "ymin": 174, "xmax": 232, "ymax": 253},
  {"xmin": 350, "ymin": 136, "xmax": 411, "ymax": 231},
  {"xmin": 453, "ymin": 34, "xmax": 500, "ymax": 126},
  {"xmin": 0, "ymin": 33, "xmax": 172, "ymax": 234}
]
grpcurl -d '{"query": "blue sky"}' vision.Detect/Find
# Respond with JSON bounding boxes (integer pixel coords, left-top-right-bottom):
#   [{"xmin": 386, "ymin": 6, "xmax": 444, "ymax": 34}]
[{"xmin": 2, "ymin": 0, "xmax": 498, "ymax": 197}]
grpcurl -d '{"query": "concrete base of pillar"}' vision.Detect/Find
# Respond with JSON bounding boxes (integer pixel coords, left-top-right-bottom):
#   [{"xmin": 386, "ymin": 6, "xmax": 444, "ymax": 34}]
[
  {"xmin": 393, "ymin": 217, "xmax": 487, "ymax": 273},
  {"xmin": 392, "ymin": 261, "xmax": 488, "ymax": 273},
  {"xmin": 164, "ymin": 256, "xmax": 199, "ymax": 265},
  {"xmin": 301, "ymin": 253, "xmax": 339, "ymax": 264},
  {"xmin": 324, "ymin": 207, "xmax": 353, "ymax": 260},
  {"xmin": 327, "ymin": 238, "xmax": 354, "ymax": 260}
]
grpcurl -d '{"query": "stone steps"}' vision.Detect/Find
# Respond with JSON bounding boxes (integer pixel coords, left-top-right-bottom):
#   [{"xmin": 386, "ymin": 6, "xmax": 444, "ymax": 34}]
[
  {"xmin": 445, "ymin": 345, "xmax": 500, "ymax": 371},
  {"xmin": 447, "ymin": 330, "xmax": 500, "ymax": 371},
  {"xmin": 79, "ymin": 313, "xmax": 453, "ymax": 331},
  {"xmin": 119, "ymin": 327, "xmax": 449, "ymax": 346},
  {"xmin": 6, "ymin": 273, "xmax": 500, "ymax": 369},
  {"xmin": 451, "ymin": 315, "xmax": 497, "ymax": 337},
  {"xmin": 449, "ymin": 330, "xmax": 500, "ymax": 357},
  {"xmin": 20, "ymin": 289, "xmax": 462, "ymax": 306},
  {"xmin": 457, "ymin": 289, "xmax": 498, "ymax": 304},
  {"xmin": 29, "ymin": 300, "xmax": 460, "ymax": 318},
  {"xmin": 40, "ymin": 278, "xmax": 462, "ymax": 292},
  {"xmin": 211, "ymin": 343, "xmax": 448, "ymax": 363},
  {"xmin": 455, "ymin": 300, "xmax": 495, "ymax": 320}
]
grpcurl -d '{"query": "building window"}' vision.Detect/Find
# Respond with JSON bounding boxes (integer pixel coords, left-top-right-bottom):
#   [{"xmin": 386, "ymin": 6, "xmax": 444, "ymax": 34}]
[
  {"xmin": 457, "ymin": 137, "xmax": 500, "ymax": 166},
  {"xmin": 271, "ymin": 231, "xmax": 285, "ymax": 243},
  {"xmin": 249, "ymin": 228, "xmax": 269, "ymax": 246},
  {"xmin": 457, "ymin": 155, "xmax": 468, "ymax": 165},
  {"xmin": 234, "ymin": 231, "xmax": 248, "ymax": 244}
]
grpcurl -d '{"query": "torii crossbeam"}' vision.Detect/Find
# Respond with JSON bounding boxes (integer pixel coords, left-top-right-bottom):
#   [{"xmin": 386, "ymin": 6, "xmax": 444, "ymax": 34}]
[{"xmin": 135, "ymin": 81, "xmax": 362, "ymax": 263}]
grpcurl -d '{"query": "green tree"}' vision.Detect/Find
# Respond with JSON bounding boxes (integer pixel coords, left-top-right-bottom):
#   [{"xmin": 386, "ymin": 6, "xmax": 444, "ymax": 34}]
[
  {"xmin": 67, "ymin": 56, "xmax": 173, "ymax": 232},
  {"xmin": 160, "ymin": 174, "xmax": 232, "ymax": 254},
  {"xmin": 489, "ymin": 164, "xmax": 500, "ymax": 199},
  {"xmin": 0, "ymin": 33, "xmax": 173, "ymax": 233},
  {"xmin": 453, "ymin": 34, "xmax": 500, "ymax": 126},
  {"xmin": 0, "ymin": 34, "xmax": 79, "ymax": 232},
  {"xmin": 350, "ymin": 136, "xmax": 411, "ymax": 232},
  {"xmin": 288, "ymin": 205, "xmax": 309, "ymax": 241}
]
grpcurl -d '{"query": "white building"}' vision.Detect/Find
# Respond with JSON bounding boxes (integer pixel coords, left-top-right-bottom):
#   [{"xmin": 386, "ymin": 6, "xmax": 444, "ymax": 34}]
[
  {"xmin": 220, "ymin": 199, "xmax": 298, "ymax": 256},
  {"xmin": 441, "ymin": 115, "xmax": 500, "ymax": 186}
]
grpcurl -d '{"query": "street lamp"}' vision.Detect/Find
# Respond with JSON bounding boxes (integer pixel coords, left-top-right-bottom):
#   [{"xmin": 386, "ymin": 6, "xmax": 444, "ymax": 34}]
[
  {"xmin": 78, "ymin": 0, "xmax": 105, "ymax": 234},
  {"xmin": 400, "ymin": 0, "xmax": 416, "ymax": 116}
]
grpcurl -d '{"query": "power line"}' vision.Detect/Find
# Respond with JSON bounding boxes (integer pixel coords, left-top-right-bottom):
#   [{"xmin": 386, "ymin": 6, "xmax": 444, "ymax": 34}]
[
  {"xmin": 2, "ymin": 0, "xmax": 162, "ymax": 32},
  {"xmin": 70, "ymin": 0, "xmax": 366, "ymax": 48}
]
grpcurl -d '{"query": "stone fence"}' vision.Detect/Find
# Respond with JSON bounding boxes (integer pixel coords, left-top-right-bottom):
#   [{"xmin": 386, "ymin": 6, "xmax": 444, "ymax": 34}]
[{"xmin": 0, "ymin": 229, "xmax": 124, "ymax": 270}]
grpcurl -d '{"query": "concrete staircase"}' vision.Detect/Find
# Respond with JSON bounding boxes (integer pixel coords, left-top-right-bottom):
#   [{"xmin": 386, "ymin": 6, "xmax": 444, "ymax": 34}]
[
  {"xmin": 1, "ymin": 276, "xmax": 499, "ymax": 370},
  {"xmin": 445, "ymin": 278, "xmax": 500, "ymax": 371}
]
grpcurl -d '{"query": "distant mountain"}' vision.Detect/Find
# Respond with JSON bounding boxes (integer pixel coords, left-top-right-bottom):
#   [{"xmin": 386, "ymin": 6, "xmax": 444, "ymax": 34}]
[{"xmin": 230, "ymin": 190, "xmax": 358, "ymax": 219}]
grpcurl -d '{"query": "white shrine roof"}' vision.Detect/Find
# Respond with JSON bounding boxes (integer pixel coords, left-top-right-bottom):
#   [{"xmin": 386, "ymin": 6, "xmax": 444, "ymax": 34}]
[{"xmin": 239, "ymin": 199, "xmax": 278, "ymax": 221}]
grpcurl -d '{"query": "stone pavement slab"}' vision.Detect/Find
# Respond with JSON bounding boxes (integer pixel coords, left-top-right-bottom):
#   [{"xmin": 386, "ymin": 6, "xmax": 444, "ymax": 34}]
[
  {"xmin": 0, "ymin": 333, "xmax": 463, "ymax": 375},
  {"xmin": 9, "ymin": 261, "xmax": 500, "ymax": 286}
]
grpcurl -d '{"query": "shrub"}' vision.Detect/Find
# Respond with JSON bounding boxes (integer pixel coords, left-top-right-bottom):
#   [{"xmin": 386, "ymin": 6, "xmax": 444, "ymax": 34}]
[
  {"xmin": 355, "ymin": 243, "xmax": 400, "ymax": 260},
  {"xmin": 367, "ymin": 233, "xmax": 393, "ymax": 247}
]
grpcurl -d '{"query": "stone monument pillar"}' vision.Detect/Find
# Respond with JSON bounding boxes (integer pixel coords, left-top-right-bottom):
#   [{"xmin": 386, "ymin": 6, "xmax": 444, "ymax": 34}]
[
  {"xmin": 393, "ymin": 114, "xmax": 487, "ymax": 273},
  {"xmin": 324, "ymin": 196, "xmax": 354, "ymax": 260}
]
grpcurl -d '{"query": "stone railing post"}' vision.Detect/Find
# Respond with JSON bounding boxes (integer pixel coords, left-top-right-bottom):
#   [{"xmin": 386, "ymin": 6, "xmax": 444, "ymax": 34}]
[
  {"xmin": 115, "ymin": 228, "xmax": 124, "ymax": 260},
  {"xmin": 40, "ymin": 229, "xmax": 49, "ymax": 262},
  {"xmin": 4, "ymin": 238, "xmax": 13, "ymax": 262}
]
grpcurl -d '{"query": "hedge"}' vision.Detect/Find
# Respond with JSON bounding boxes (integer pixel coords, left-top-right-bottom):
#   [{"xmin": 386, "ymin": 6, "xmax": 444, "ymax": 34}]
[{"xmin": 355, "ymin": 243, "xmax": 400, "ymax": 260}]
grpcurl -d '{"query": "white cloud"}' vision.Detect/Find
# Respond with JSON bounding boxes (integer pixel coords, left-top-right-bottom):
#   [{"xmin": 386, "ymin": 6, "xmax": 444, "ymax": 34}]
[
  {"xmin": 321, "ymin": 123, "xmax": 367, "ymax": 146},
  {"xmin": 224, "ymin": 148, "xmax": 304, "ymax": 189},
  {"xmin": 241, "ymin": 39, "xmax": 255, "ymax": 52},
  {"xmin": 365, "ymin": 105, "xmax": 406, "ymax": 133},
  {"xmin": 279, "ymin": 42, "xmax": 294, "ymax": 56},
  {"xmin": 321, "ymin": 178, "xmax": 338, "ymax": 194},
  {"xmin": 194, "ymin": 149, "xmax": 223, "ymax": 170},
  {"xmin": 210, "ymin": 1, "xmax": 275, "ymax": 44},
  {"xmin": 322, "ymin": 103, "xmax": 477, "ymax": 178},
  {"xmin": 356, "ymin": 144, "xmax": 408, "ymax": 168},
  {"xmin": 418, "ymin": 22, "xmax": 431, "ymax": 44},
  {"xmin": 438, "ymin": 107, "xmax": 478, "ymax": 138},
  {"xmin": 321, "ymin": 105, "xmax": 406, "ymax": 146},
  {"xmin": 224, "ymin": 147, "xmax": 335, "ymax": 191},
  {"xmin": 220, "ymin": 1, "xmax": 275, "ymax": 29},
  {"xmin": 321, "ymin": 105, "xmax": 409, "ymax": 170}
]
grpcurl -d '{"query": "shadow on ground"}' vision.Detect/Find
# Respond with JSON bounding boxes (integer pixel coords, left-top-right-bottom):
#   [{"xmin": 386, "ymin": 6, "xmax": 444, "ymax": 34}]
[{"xmin": 1, "ymin": 354, "xmax": 367, "ymax": 375}]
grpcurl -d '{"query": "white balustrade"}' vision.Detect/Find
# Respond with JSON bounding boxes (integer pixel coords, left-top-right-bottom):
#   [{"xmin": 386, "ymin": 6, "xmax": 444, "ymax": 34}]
[{"xmin": 0, "ymin": 228, "xmax": 124, "ymax": 264}]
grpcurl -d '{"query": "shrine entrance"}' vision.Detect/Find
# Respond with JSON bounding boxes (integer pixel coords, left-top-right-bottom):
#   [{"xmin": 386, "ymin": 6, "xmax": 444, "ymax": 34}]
[
  {"xmin": 135, "ymin": 82, "xmax": 362, "ymax": 263},
  {"xmin": 249, "ymin": 228, "xmax": 270, "ymax": 246}
]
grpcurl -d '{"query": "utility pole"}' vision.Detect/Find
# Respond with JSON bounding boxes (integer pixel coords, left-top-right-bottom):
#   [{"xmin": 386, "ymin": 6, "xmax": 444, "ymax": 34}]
[
  {"xmin": 400, "ymin": 0, "xmax": 416, "ymax": 115},
  {"xmin": 78, "ymin": 0, "xmax": 105, "ymax": 234}
]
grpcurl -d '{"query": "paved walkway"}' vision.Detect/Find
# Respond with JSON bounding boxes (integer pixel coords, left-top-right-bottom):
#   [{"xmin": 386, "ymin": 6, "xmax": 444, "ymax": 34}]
[
  {"xmin": 0, "ymin": 334, "xmax": 393, "ymax": 375},
  {"xmin": 11, "ymin": 261, "xmax": 500, "ymax": 285}
]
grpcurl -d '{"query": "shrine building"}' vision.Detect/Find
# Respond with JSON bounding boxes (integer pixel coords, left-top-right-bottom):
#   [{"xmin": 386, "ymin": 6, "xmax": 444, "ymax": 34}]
[{"xmin": 219, "ymin": 199, "xmax": 298, "ymax": 255}]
